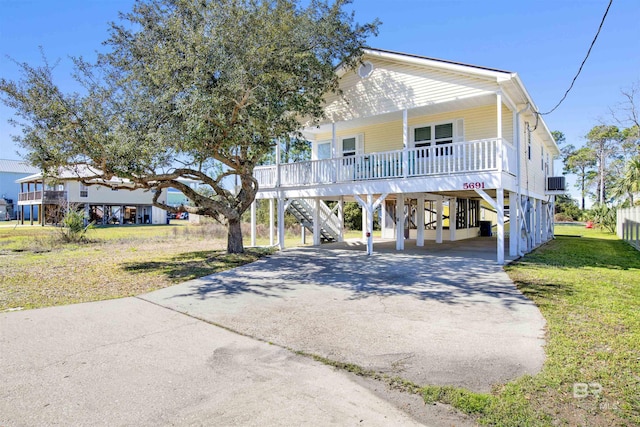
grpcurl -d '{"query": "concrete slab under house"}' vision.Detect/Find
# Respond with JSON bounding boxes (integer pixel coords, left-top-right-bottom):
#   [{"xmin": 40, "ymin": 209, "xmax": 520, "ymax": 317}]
[{"xmin": 250, "ymin": 48, "xmax": 565, "ymax": 264}]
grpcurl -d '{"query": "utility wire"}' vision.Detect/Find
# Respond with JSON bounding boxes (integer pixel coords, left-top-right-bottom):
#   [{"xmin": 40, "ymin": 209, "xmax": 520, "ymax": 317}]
[{"xmin": 537, "ymin": 0, "xmax": 614, "ymax": 119}]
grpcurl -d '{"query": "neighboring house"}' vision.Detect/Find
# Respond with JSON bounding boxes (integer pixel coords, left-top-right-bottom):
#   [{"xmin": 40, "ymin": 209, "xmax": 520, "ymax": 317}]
[
  {"xmin": 0, "ymin": 159, "xmax": 40, "ymax": 220},
  {"xmin": 16, "ymin": 166, "xmax": 169, "ymax": 225},
  {"xmin": 251, "ymin": 48, "xmax": 564, "ymax": 263}
]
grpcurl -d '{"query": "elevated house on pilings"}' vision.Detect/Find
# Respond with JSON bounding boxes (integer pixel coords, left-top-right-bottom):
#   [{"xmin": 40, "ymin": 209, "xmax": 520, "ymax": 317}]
[
  {"xmin": 250, "ymin": 48, "xmax": 565, "ymax": 264},
  {"xmin": 16, "ymin": 166, "xmax": 169, "ymax": 226}
]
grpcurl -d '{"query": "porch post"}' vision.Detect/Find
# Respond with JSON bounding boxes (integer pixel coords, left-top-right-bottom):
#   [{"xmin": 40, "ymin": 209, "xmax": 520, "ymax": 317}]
[
  {"xmin": 338, "ymin": 197, "xmax": 344, "ymax": 242},
  {"xmin": 497, "ymin": 188, "xmax": 505, "ymax": 265},
  {"xmin": 496, "ymin": 91, "xmax": 503, "ymax": 173},
  {"xmin": 313, "ymin": 198, "xmax": 321, "ymax": 246},
  {"xmin": 30, "ymin": 204, "xmax": 33, "ymax": 226},
  {"xmin": 277, "ymin": 196, "xmax": 285, "ymax": 249},
  {"xmin": 275, "ymin": 139, "xmax": 281, "ymax": 187},
  {"xmin": 449, "ymin": 198, "xmax": 457, "ymax": 241},
  {"xmin": 436, "ymin": 197, "xmax": 443, "ymax": 244},
  {"xmin": 402, "ymin": 109, "xmax": 409, "ymax": 178},
  {"xmin": 535, "ymin": 199, "xmax": 542, "ymax": 246},
  {"xmin": 250, "ymin": 200, "xmax": 256, "ymax": 247},
  {"xmin": 416, "ymin": 195, "xmax": 425, "ymax": 246},
  {"xmin": 509, "ymin": 192, "xmax": 518, "ymax": 257},
  {"xmin": 331, "ymin": 122, "xmax": 337, "ymax": 159},
  {"xmin": 396, "ymin": 195, "xmax": 405, "ymax": 250},
  {"xmin": 269, "ymin": 198, "xmax": 275, "ymax": 246}
]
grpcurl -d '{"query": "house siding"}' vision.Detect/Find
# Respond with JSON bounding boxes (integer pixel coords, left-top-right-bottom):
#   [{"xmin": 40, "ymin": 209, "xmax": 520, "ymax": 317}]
[
  {"xmin": 313, "ymin": 104, "xmax": 515, "ymax": 157},
  {"xmin": 324, "ymin": 58, "xmax": 498, "ymax": 121},
  {"xmin": 64, "ymin": 181, "xmax": 166, "ymax": 205}
]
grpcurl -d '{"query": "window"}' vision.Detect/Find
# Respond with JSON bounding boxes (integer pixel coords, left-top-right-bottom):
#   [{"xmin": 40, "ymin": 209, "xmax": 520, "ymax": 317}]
[
  {"xmin": 80, "ymin": 183, "xmax": 88, "ymax": 198},
  {"xmin": 342, "ymin": 137, "xmax": 357, "ymax": 157},
  {"xmin": 412, "ymin": 122, "xmax": 454, "ymax": 156},
  {"xmin": 317, "ymin": 141, "xmax": 331, "ymax": 160},
  {"xmin": 541, "ymin": 146, "xmax": 544, "ymax": 170}
]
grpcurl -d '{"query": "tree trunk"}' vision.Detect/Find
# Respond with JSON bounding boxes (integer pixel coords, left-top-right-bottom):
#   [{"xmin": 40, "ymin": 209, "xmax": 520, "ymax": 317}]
[{"xmin": 227, "ymin": 217, "xmax": 244, "ymax": 254}]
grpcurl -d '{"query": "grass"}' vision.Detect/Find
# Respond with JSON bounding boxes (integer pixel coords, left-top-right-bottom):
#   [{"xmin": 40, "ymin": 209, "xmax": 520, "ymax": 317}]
[
  {"xmin": 0, "ymin": 223, "xmax": 279, "ymax": 311},
  {"xmin": 0, "ymin": 221, "xmax": 371, "ymax": 311},
  {"xmin": 411, "ymin": 225, "xmax": 640, "ymax": 426}
]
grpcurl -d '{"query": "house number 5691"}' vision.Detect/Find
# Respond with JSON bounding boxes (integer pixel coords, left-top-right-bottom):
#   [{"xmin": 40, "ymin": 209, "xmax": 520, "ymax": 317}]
[{"xmin": 463, "ymin": 182, "xmax": 485, "ymax": 190}]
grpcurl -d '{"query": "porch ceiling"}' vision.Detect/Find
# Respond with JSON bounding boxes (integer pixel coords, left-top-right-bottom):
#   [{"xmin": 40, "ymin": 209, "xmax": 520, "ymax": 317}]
[{"xmin": 303, "ymin": 93, "xmax": 497, "ymax": 137}]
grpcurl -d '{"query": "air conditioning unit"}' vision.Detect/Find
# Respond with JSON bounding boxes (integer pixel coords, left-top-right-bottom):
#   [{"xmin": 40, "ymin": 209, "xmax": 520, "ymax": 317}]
[{"xmin": 547, "ymin": 176, "xmax": 566, "ymax": 191}]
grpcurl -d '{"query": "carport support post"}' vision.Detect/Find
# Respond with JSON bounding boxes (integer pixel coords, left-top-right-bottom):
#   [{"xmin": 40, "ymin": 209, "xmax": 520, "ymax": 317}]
[
  {"xmin": 250, "ymin": 200, "xmax": 256, "ymax": 247},
  {"xmin": 396, "ymin": 196, "xmax": 405, "ymax": 250},
  {"xmin": 416, "ymin": 195, "xmax": 425, "ymax": 246},
  {"xmin": 436, "ymin": 197, "xmax": 443, "ymax": 243},
  {"xmin": 535, "ymin": 199, "xmax": 542, "ymax": 246},
  {"xmin": 313, "ymin": 198, "xmax": 321, "ymax": 246},
  {"xmin": 496, "ymin": 188, "xmax": 505, "ymax": 265},
  {"xmin": 277, "ymin": 197, "xmax": 285, "ymax": 249},
  {"xmin": 509, "ymin": 192, "xmax": 518, "ymax": 257},
  {"xmin": 338, "ymin": 198, "xmax": 344, "ymax": 242},
  {"xmin": 269, "ymin": 198, "xmax": 275, "ymax": 246},
  {"xmin": 366, "ymin": 194, "xmax": 374, "ymax": 255},
  {"xmin": 449, "ymin": 198, "xmax": 457, "ymax": 241},
  {"xmin": 361, "ymin": 204, "xmax": 367, "ymax": 240}
]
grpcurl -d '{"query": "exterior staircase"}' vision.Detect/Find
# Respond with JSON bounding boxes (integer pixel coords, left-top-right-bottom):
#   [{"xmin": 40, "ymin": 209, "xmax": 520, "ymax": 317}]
[{"xmin": 287, "ymin": 199, "xmax": 341, "ymax": 243}]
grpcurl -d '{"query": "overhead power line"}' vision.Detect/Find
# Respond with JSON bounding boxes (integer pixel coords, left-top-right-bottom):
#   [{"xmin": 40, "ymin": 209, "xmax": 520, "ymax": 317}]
[{"xmin": 538, "ymin": 0, "xmax": 614, "ymax": 117}]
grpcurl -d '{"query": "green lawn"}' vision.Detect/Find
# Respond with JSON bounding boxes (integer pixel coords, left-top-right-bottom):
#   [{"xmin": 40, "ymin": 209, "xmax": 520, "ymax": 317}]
[{"xmin": 419, "ymin": 226, "xmax": 640, "ymax": 426}]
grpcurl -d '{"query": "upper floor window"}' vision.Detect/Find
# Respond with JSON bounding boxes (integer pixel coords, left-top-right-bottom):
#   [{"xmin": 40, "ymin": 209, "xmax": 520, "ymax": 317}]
[
  {"xmin": 80, "ymin": 183, "xmax": 88, "ymax": 198},
  {"xmin": 317, "ymin": 141, "xmax": 331, "ymax": 160},
  {"xmin": 541, "ymin": 146, "xmax": 544, "ymax": 170},
  {"xmin": 412, "ymin": 120, "xmax": 461, "ymax": 156},
  {"xmin": 342, "ymin": 137, "xmax": 357, "ymax": 157}
]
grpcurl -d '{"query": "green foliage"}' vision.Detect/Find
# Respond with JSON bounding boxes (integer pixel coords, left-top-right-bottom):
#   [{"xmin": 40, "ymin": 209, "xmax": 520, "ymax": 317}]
[
  {"xmin": 342, "ymin": 201, "xmax": 381, "ymax": 231},
  {"xmin": 611, "ymin": 157, "xmax": 640, "ymax": 206},
  {"xmin": 563, "ymin": 146, "xmax": 597, "ymax": 210},
  {"xmin": 57, "ymin": 209, "xmax": 93, "ymax": 243},
  {"xmin": 554, "ymin": 194, "xmax": 583, "ymax": 221},
  {"xmin": 585, "ymin": 203, "xmax": 617, "ymax": 233},
  {"xmin": 585, "ymin": 125, "xmax": 623, "ymax": 204},
  {"xmin": 0, "ymin": 0, "xmax": 379, "ymax": 253}
]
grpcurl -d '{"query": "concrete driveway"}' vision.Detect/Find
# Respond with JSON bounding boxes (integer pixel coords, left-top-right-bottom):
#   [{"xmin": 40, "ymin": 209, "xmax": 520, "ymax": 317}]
[
  {"xmin": 142, "ymin": 238, "xmax": 546, "ymax": 392},
  {"xmin": 2, "ymin": 297, "xmax": 459, "ymax": 426},
  {"xmin": 1, "ymin": 237, "xmax": 544, "ymax": 426}
]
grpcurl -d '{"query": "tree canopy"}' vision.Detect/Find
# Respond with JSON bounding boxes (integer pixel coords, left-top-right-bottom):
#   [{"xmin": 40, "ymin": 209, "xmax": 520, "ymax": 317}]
[{"xmin": 0, "ymin": 0, "xmax": 379, "ymax": 253}]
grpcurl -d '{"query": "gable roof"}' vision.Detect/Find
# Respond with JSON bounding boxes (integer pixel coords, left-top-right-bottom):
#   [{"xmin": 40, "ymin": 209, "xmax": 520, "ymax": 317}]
[
  {"xmin": 363, "ymin": 47, "xmax": 514, "ymax": 77},
  {"xmin": 0, "ymin": 159, "xmax": 40, "ymax": 174}
]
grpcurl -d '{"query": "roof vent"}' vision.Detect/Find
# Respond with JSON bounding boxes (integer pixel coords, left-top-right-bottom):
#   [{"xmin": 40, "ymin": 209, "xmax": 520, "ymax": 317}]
[{"xmin": 358, "ymin": 61, "xmax": 374, "ymax": 78}]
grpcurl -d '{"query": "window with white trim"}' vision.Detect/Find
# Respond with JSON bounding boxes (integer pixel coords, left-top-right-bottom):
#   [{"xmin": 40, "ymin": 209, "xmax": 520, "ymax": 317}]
[
  {"xmin": 412, "ymin": 121, "xmax": 455, "ymax": 156},
  {"xmin": 317, "ymin": 141, "xmax": 331, "ymax": 160},
  {"xmin": 80, "ymin": 183, "xmax": 88, "ymax": 198},
  {"xmin": 342, "ymin": 137, "xmax": 357, "ymax": 157}
]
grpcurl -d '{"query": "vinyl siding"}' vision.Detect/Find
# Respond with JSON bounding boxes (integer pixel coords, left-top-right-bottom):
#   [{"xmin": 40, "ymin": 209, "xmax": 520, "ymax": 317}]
[
  {"xmin": 314, "ymin": 104, "xmax": 514, "ymax": 156},
  {"xmin": 324, "ymin": 58, "xmax": 497, "ymax": 121}
]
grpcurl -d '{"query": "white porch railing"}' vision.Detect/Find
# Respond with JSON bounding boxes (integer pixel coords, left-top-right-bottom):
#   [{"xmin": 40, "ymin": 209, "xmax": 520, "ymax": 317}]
[{"xmin": 254, "ymin": 138, "xmax": 514, "ymax": 189}]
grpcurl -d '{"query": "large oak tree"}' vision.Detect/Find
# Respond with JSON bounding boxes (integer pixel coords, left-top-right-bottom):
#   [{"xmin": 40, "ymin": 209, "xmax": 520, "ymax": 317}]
[{"xmin": 1, "ymin": 0, "xmax": 379, "ymax": 253}]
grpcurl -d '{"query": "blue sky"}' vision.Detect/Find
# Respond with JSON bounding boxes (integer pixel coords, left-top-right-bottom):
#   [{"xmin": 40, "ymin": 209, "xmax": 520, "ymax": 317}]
[{"xmin": 1, "ymin": 0, "xmax": 639, "ymax": 201}]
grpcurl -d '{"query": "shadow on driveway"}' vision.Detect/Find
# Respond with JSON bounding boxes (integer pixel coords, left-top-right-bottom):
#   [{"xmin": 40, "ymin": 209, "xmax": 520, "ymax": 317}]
[{"xmin": 141, "ymin": 238, "xmax": 546, "ymax": 392}]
